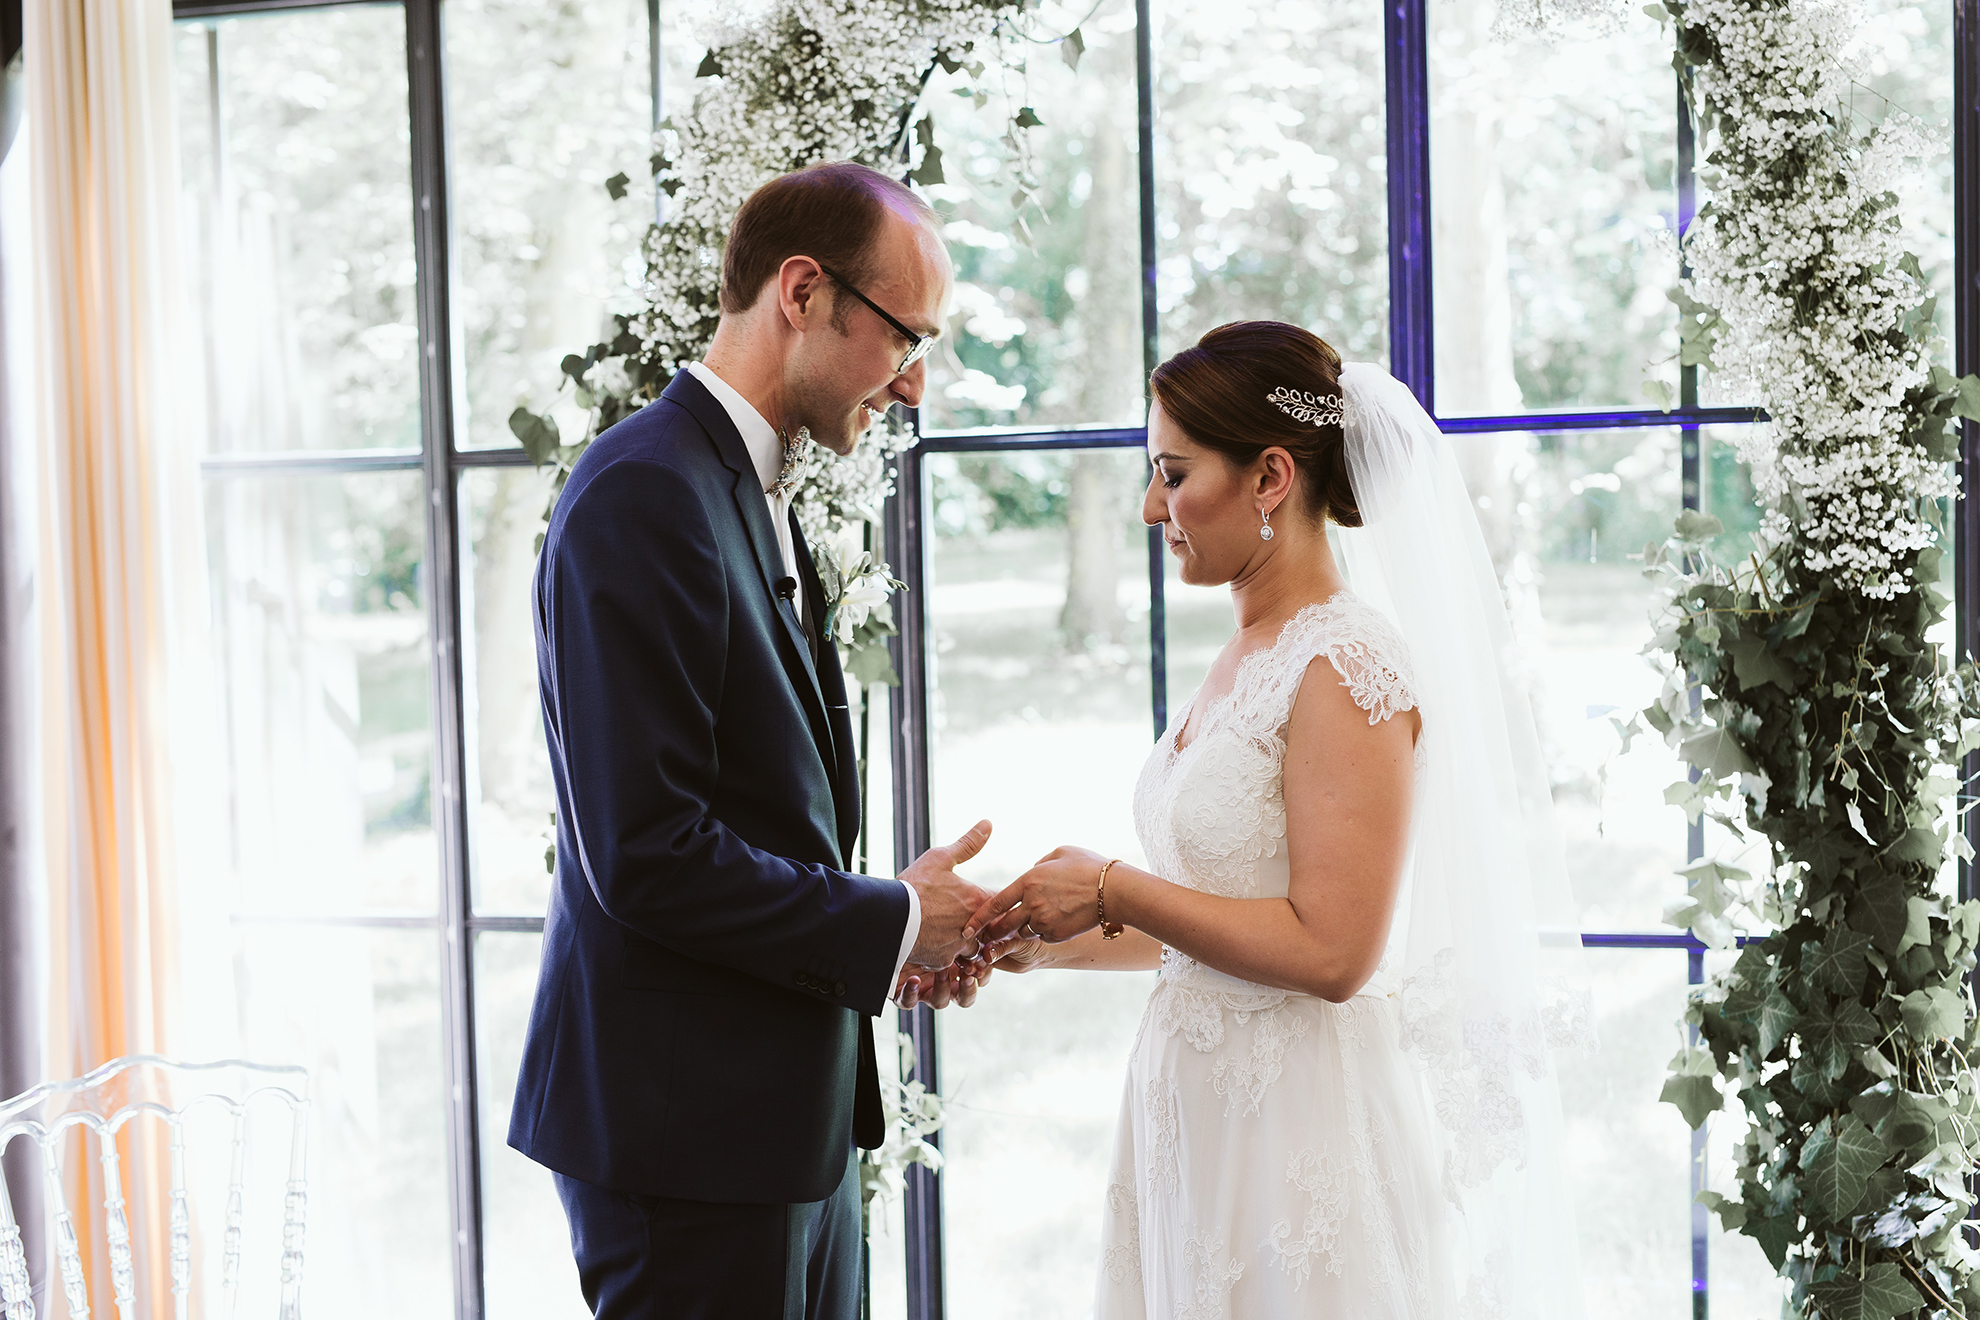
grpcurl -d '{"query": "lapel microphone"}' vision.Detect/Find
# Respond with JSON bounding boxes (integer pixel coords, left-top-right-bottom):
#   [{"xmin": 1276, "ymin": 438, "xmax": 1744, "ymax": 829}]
[{"xmin": 774, "ymin": 576, "xmax": 799, "ymax": 602}]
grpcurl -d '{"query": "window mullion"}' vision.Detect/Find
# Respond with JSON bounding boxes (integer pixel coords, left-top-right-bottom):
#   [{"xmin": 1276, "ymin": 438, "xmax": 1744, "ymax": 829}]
[
  {"xmin": 1954, "ymin": 0, "xmax": 1980, "ymax": 906},
  {"xmin": 886, "ymin": 442, "xmax": 943, "ymax": 1320},
  {"xmin": 1135, "ymin": 0, "xmax": 1166, "ymax": 738},
  {"xmin": 404, "ymin": 1, "xmax": 485, "ymax": 1315},
  {"xmin": 1383, "ymin": 0, "xmax": 1433, "ymax": 409}
]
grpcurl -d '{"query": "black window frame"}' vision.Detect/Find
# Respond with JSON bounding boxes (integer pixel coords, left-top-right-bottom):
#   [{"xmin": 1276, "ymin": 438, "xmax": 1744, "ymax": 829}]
[{"xmin": 163, "ymin": 0, "xmax": 1980, "ymax": 1315}]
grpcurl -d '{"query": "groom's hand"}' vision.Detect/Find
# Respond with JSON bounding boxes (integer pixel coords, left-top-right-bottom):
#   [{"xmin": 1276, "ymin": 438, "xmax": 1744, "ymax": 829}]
[
  {"xmin": 894, "ymin": 954, "xmax": 993, "ymax": 1010},
  {"xmin": 901, "ymin": 819, "xmax": 994, "ymax": 967}
]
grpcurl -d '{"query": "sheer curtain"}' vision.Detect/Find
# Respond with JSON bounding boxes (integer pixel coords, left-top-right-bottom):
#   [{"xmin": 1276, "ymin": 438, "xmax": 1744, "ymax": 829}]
[{"xmin": 22, "ymin": 0, "xmax": 215, "ymax": 1305}]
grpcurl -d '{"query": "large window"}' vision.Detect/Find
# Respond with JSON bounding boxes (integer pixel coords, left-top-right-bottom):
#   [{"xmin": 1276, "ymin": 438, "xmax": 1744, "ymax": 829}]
[{"xmin": 165, "ymin": 0, "xmax": 1974, "ymax": 1317}]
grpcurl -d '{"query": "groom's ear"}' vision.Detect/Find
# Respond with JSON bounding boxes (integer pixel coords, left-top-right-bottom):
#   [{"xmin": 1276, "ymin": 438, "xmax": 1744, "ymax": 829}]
[{"xmin": 774, "ymin": 256, "xmax": 829, "ymax": 332}]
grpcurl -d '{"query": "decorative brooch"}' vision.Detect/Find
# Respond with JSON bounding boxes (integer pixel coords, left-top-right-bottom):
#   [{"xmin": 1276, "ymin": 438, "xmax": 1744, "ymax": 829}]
[{"xmin": 1266, "ymin": 386, "xmax": 1351, "ymax": 428}]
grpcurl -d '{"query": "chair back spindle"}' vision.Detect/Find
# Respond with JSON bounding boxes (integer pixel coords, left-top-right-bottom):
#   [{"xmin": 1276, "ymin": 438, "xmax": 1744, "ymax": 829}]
[{"xmin": 0, "ymin": 1056, "xmax": 309, "ymax": 1320}]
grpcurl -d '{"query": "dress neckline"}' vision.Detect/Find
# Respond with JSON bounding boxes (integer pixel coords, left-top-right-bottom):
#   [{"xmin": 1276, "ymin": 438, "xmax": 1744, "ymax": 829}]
[{"xmin": 1166, "ymin": 591, "xmax": 1352, "ymax": 762}]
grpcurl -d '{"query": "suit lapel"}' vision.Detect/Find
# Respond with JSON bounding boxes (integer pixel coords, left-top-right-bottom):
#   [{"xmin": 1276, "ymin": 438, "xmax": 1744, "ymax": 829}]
[
  {"xmin": 791, "ymin": 514, "xmax": 863, "ymax": 863},
  {"xmin": 660, "ymin": 373, "xmax": 835, "ymax": 775}
]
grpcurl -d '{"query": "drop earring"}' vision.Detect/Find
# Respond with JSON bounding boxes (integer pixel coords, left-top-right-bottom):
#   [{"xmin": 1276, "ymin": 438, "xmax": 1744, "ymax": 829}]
[{"xmin": 1259, "ymin": 507, "xmax": 1274, "ymax": 541}]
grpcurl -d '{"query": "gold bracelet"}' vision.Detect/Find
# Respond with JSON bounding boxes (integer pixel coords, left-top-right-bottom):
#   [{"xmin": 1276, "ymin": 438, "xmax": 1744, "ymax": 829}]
[{"xmin": 1096, "ymin": 859, "xmax": 1125, "ymax": 941}]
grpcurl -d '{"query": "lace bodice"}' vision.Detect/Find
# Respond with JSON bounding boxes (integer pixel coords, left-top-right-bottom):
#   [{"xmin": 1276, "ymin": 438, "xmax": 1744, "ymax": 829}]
[{"xmin": 1132, "ymin": 590, "xmax": 1419, "ymax": 932}]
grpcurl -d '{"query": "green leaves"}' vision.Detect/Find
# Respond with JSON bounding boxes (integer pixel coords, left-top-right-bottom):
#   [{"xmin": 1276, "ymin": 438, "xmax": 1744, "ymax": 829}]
[
  {"xmin": 1673, "ymin": 509, "xmax": 1724, "ymax": 543},
  {"xmin": 1726, "ymin": 634, "xmax": 1796, "ymax": 691},
  {"xmin": 1846, "ymin": 878, "xmax": 1909, "ymax": 957},
  {"xmin": 908, "ymin": 116, "xmax": 944, "ymax": 187},
  {"xmin": 1679, "ymin": 726, "xmax": 1756, "ymax": 778},
  {"xmin": 1060, "ymin": 26, "xmax": 1084, "ymax": 70},
  {"xmin": 508, "ymin": 407, "xmax": 560, "ymax": 466},
  {"xmin": 1800, "ymin": 1112, "xmax": 1889, "ymax": 1218},
  {"xmin": 1952, "ymin": 372, "xmax": 1980, "ymax": 422},
  {"xmin": 1013, "ymin": 105, "xmax": 1044, "ymax": 129},
  {"xmin": 695, "ymin": 49, "xmax": 723, "ymax": 78},
  {"xmin": 604, "ymin": 171, "xmax": 631, "ymax": 201},
  {"xmin": 1805, "ymin": 927, "xmax": 1872, "ymax": 994},
  {"xmin": 1899, "ymin": 985, "xmax": 1967, "ymax": 1041},
  {"xmin": 1801, "ymin": 994, "xmax": 1880, "ymax": 1081},
  {"xmin": 1807, "ymin": 1263, "xmax": 1922, "ymax": 1320},
  {"xmin": 1660, "ymin": 1045, "xmax": 1723, "ymax": 1129}
]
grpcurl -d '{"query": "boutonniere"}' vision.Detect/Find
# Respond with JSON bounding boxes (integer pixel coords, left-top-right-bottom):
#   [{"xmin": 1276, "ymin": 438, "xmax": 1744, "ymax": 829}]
[{"xmin": 815, "ymin": 525, "xmax": 907, "ymax": 685}]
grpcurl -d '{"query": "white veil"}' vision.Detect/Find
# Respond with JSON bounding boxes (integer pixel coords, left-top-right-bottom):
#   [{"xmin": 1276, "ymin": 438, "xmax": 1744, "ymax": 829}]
[{"xmin": 1331, "ymin": 362, "xmax": 1593, "ymax": 1315}]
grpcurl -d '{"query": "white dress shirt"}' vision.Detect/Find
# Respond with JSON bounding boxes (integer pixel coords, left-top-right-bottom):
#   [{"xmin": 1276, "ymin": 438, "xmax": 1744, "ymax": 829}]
[{"xmin": 683, "ymin": 361, "xmax": 923, "ymax": 997}]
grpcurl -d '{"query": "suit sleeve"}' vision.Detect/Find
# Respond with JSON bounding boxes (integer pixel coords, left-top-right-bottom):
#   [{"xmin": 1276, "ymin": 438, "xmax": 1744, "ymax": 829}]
[{"xmin": 545, "ymin": 457, "xmax": 910, "ymax": 1017}]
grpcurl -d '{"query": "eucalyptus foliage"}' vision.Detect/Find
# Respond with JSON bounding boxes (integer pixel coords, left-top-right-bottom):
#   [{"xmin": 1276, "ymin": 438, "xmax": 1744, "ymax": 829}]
[{"xmin": 1634, "ymin": 0, "xmax": 1980, "ymax": 1314}]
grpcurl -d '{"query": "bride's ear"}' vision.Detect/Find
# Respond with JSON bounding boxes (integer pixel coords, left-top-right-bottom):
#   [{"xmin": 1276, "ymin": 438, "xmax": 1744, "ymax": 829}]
[{"xmin": 1256, "ymin": 447, "xmax": 1298, "ymax": 508}]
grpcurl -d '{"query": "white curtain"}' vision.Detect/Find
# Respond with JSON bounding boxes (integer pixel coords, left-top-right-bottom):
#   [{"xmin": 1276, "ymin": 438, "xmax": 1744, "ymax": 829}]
[{"xmin": 23, "ymin": 0, "xmax": 215, "ymax": 1309}]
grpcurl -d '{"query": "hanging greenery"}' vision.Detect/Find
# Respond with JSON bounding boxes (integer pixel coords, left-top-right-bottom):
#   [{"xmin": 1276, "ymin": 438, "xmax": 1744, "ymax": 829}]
[
  {"xmin": 1633, "ymin": 0, "xmax": 1980, "ymax": 1314},
  {"xmin": 509, "ymin": 0, "xmax": 1080, "ymax": 686}
]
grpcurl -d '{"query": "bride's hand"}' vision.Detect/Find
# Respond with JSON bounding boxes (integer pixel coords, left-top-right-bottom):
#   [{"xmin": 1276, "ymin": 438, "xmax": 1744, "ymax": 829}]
[{"xmin": 965, "ymin": 845, "xmax": 1111, "ymax": 945}]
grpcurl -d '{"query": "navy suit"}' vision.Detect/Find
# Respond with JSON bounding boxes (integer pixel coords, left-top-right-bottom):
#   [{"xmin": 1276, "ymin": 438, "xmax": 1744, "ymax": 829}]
[{"xmin": 510, "ymin": 370, "xmax": 909, "ymax": 1317}]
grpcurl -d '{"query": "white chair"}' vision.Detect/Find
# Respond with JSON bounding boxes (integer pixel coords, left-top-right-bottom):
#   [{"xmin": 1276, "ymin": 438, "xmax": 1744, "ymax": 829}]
[{"xmin": 0, "ymin": 1056, "xmax": 308, "ymax": 1320}]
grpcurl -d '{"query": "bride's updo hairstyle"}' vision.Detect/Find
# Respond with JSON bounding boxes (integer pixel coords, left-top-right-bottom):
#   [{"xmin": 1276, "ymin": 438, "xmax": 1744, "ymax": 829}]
[{"xmin": 1149, "ymin": 321, "xmax": 1361, "ymax": 528}]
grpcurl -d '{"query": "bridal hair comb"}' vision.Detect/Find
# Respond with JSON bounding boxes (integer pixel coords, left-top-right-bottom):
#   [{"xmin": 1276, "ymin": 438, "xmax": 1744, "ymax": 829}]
[{"xmin": 1266, "ymin": 386, "xmax": 1352, "ymax": 428}]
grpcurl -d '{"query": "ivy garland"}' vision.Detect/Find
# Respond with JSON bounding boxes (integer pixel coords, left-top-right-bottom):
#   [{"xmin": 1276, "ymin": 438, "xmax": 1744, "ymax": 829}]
[{"xmin": 1636, "ymin": 0, "xmax": 1980, "ymax": 1315}]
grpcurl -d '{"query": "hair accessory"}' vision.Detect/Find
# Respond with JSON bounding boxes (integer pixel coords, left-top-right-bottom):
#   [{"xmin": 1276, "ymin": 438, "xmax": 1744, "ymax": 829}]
[{"xmin": 1266, "ymin": 386, "xmax": 1351, "ymax": 428}]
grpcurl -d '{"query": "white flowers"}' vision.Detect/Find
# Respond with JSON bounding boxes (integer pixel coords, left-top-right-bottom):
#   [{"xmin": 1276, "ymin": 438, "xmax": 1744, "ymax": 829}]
[
  {"xmin": 818, "ymin": 524, "xmax": 902, "ymax": 645},
  {"xmin": 1671, "ymin": 0, "xmax": 1950, "ymax": 599}
]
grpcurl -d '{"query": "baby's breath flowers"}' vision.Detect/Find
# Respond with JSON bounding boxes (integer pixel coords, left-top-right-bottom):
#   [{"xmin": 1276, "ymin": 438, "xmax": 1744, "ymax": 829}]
[{"xmin": 1657, "ymin": 0, "xmax": 1958, "ymax": 599}]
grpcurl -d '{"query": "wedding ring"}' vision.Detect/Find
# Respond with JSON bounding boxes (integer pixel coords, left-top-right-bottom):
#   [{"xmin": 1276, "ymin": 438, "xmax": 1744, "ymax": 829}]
[{"xmin": 1020, "ymin": 921, "xmax": 1038, "ymax": 939}]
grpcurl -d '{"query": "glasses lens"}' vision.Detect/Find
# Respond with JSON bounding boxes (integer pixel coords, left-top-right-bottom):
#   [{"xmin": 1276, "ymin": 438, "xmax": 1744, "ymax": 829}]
[{"xmin": 899, "ymin": 336, "xmax": 934, "ymax": 373}]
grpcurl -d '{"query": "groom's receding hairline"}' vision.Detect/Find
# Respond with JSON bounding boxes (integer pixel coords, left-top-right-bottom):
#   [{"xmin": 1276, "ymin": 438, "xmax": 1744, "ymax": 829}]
[{"xmin": 721, "ymin": 162, "xmax": 938, "ymax": 317}]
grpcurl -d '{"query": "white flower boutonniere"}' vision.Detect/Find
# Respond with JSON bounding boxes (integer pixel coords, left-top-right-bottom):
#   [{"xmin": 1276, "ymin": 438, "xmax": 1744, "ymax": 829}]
[{"xmin": 815, "ymin": 524, "xmax": 907, "ymax": 686}]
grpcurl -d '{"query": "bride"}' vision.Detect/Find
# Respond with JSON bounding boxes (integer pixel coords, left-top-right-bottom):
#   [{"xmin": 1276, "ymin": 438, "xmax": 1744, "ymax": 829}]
[{"xmin": 959, "ymin": 321, "xmax": 1591, "ymax": 1318}]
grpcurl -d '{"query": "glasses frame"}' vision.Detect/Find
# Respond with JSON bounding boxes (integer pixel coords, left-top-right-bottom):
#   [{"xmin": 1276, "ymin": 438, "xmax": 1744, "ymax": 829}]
[{"xmin": 818, "ymin": 263, "xmax": 937, "ymax": 374}]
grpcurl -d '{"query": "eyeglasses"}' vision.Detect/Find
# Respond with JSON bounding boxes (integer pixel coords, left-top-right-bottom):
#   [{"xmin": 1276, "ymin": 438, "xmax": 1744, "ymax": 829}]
[{"xmin": 817, "ymin": 264, "xmax": 938, "ymax": 375}]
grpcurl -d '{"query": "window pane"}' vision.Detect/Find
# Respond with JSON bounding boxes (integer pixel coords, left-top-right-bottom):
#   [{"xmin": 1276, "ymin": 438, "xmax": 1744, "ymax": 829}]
[
  {"xmin": 1504, "ymin": 427, "xmax": 1686, "ymax": 929},
  {"xmin": 1430, "ymin": 7, "xmax": 1678, "ymax": 415},
  {"xmin": 1858, "ymin": 0, "xmax": 1954, "ymax": 359},
  {"xmin": 1161, "ymin": 555, "xmax": 1234, "ymax": 728},
  {"xmin": 173, "ymin": 8, "xmax": 422, "ymax": 452},
  {"xmin": 206, "ymin": 471, "xmax": 437, "ymax": 914},
  {"xmin": 476, "ymin": 931, "xmax": 587, "ymax": 1319},
  {"xmin": 446, "ymin": 0, "xmax": 654, "ymax": 451},
  {"xmin": 222, "ymin": 925, "xmax": 452, "ymax": 1316},
  {"xmin": 463, "ymin": 467, "xmax": 558, "ymax": 915},
  {"xmin": 1563, "ymin": 948, "xmax": 1693, "ymax": 1316},
  {"xmin": 919, "ymin": 1, "xmax": 1145, "ymax": 433},
  {"xmin": 1154, "ymin": 0, "xmax": 1389, "ymax": 365},
  {"xmin": 923, "ymin": 448, "xmax": 1157, "ymax": 1317}
]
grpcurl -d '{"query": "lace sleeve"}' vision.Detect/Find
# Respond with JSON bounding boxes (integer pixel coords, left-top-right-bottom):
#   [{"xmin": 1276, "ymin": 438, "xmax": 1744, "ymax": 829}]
[
  {"xmin": 1227, "ymin": 595, "xmax": 1420, "ymax": 738},
  {"xmin": 1315, "ymin": 602, "xmax": 1417, "ymax": 725}
]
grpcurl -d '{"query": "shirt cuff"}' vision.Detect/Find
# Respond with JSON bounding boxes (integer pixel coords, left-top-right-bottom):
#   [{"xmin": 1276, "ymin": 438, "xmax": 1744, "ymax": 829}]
[{"xmin": 889, "ymin": 878, "xmax": 921, "ymax": 1004}]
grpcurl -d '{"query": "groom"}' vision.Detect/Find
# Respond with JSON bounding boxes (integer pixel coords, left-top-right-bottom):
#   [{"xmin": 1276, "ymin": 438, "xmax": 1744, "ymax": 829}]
[{"xmin": 509, "ymin": 161, "xmax": 989, "ymax": 1319}]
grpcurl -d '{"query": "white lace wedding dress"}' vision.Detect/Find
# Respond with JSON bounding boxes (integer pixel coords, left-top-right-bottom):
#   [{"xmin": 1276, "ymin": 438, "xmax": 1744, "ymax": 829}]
[{"xmin": 1095, "ymin": 591, "xmax": 1459, "ymax": 1320}]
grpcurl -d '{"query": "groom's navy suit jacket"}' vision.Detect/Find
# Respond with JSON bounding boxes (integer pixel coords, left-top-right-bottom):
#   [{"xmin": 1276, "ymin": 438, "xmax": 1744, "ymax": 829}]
[{"xmin": 508, "ymin": 370, "xmax": 909, "ymax": 1206}]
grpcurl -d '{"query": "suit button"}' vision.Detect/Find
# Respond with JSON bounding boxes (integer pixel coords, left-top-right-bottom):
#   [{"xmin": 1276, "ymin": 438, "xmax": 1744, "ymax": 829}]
[
  {"xmin": 793, "ymin": 972, "xmax": 806, "ymax": 986},
  {"xmin": 834, "ymin": 981, "xmax": 846, "ymax": 996}
]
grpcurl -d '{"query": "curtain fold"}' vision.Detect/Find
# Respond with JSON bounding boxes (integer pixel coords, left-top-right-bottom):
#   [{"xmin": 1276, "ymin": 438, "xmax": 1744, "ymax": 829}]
[{"xmin": 24, "ymin": 0, "xmax": 206, "ymax": 1310}]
